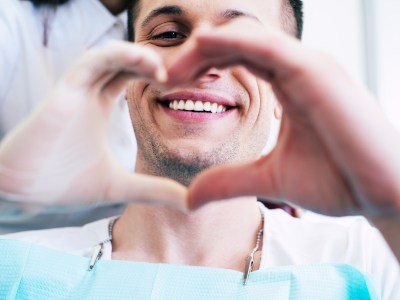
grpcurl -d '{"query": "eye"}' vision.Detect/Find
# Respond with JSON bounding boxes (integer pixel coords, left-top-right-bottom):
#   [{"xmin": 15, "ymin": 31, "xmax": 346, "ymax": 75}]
[
  {"xmin": 151, "ymin": 31, "xmax": 186, "ymax": 40},
  {"xmin": 147, "ymin": 22, "xmax": 188, "ymax": 47}
]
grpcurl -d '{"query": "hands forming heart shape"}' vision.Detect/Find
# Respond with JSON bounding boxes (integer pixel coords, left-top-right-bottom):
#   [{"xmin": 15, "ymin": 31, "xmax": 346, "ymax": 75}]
[{"xmin": 0, "ymin": 18, "xmax": 399, "ymax": 220}]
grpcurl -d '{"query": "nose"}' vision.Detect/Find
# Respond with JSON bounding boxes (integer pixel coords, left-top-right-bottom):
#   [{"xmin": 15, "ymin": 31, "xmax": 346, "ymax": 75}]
[{"xmin": 196, "ymin": 67, "xmax": 222, "ymax": 84}]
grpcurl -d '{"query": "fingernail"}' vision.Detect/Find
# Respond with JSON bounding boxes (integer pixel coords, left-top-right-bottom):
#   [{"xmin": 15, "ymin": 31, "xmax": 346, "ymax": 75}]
[{"xmin": 156, "ymin": 68, "xmax": 168, "ymax": 83}]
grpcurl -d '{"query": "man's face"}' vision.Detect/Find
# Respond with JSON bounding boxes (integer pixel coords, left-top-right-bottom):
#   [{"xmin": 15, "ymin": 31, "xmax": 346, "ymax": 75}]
[{"xmin": 127, "ymin": 0, "xmax": 282, "ymax": 185}]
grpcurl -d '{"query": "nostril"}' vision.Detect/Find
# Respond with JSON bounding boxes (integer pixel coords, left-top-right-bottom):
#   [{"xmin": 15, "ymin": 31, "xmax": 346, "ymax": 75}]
[{"xmin": 197, "ymin": 68, "xmax": 222, "ymax": 84}]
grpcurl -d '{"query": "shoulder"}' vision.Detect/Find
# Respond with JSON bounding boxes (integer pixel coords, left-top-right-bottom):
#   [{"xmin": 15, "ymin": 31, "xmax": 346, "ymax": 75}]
[
  {"xmin": 0, "ymin": 0, "xmax": 36, "ymax": 27},
  {"xmin": 260, "ymin": 204, "xmax": 395, "ymax": 268},
  {"xmin": 0, "ymin": 0, "xmax": 24, "ymax": 15},
  {"xmin": 264, "ymin": 204, "xmax": 376, "ymax": 238},
  {"xmin": 260, "ymin": 205, "xmax": 400, "ymax": 299},
  {"xmin": 46, "ymin": 0, "xmax": 123, "ymax": 49},
  {"xmin": 1, "ymin": 217, "xmax": 112, "ymax": 257},
  {"xmin": 0, "ymin": 0, "xmax": 38, "ymax": 68}
]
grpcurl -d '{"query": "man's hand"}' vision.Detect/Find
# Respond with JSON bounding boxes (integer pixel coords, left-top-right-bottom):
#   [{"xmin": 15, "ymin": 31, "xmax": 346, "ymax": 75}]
[
  {"xmin": 173, "ymin": 19, "xmax": 400, "ymax": 218},
  {"xmin": 0, "ymin": 41, "xmax": 187, "ymax": 209}
]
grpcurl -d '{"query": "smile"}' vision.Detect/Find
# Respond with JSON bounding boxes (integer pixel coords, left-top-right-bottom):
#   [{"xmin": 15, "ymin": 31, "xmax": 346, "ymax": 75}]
[
  {"xmin": 168, "ymin": 100, "xmax": 227, "ymax": 113},
  {"xmin": 157, "ymin": 91, "xmax": 238, "ymax": 122}
]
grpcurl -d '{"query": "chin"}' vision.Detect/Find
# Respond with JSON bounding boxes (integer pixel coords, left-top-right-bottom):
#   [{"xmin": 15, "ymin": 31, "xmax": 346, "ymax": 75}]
[
  {"xmin": 153, "ymin": 148, "xmax": 234, "ymax": 186},
  {"xmin": 167, "ymin": 145, "xmax": 235, "ymax": 166}
]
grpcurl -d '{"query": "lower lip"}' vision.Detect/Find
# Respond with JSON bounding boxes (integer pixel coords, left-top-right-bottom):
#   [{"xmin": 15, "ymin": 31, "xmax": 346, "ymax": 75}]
[{"xmin": 160, "ymin": 104, "xmax": 235, "ymax": 122}]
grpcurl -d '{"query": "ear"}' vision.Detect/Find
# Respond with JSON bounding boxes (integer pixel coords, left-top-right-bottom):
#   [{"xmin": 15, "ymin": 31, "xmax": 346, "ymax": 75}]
[{"xmin": 124, "ymin": 92, "xmax": 128, "ymax": 101}]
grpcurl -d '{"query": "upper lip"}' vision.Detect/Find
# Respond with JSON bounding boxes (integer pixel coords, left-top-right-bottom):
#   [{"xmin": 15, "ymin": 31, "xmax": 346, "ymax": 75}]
[{"xmin": 158, "ymin": 91, "xmax": 237, "ymax": 107}]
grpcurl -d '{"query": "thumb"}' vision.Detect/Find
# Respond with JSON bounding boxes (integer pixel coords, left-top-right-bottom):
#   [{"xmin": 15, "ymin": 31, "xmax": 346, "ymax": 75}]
[
  {"xmin": 107, "ymin": 169, "xmax": 188, "ymax": 211},
  {"xmin": 188, "ymin": 157, "xmax": 278, "ymax": 209}
]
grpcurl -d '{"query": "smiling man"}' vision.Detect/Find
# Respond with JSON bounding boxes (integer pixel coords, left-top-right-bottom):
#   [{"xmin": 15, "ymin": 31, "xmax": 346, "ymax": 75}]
[
  {"xmin": 129, "ymin": 3, "xmax": 275, "ymax": 187},
  {"xmin": 1, "ymin": 0, "xmax": 400, "ymax": 298}
]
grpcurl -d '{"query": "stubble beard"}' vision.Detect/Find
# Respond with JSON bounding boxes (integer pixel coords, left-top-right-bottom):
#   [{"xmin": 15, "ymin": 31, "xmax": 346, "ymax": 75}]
[{"xmin": 134, "ymin": 125, "xmax": 241, "ymax": 187}]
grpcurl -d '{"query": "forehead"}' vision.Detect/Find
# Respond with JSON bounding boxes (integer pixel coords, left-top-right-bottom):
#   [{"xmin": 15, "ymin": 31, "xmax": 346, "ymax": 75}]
[{"xmin": 135, "ymin": 0, "xmax": 282, "ymax": 28}]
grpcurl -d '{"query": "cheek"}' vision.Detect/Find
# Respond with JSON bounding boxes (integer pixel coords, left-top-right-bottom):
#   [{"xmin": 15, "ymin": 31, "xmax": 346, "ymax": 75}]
[
  {"xmin": 232, "ymin": 67, "xmax": 273, "ymax": 124},
  {"xmin": 258, "ymin": 80, "xmax": 275, "ymax": 119},
  {"xmin": 247, "ymin": 77, "xmax": 275, "ymax": 154},
  {"xmin": 126, "ymin": 82, "xmax": 147, "ymax": 122},
  {"xmin": 255, "ymin": 79, "xmax": 275, "ymax": 135},
  {"xmin": 131, "ymin": 81, "xmax": 145, "ymax": 101},
  {"xmin": 230, "ymin": 67, "xmax": 274, "ymax": 157}
]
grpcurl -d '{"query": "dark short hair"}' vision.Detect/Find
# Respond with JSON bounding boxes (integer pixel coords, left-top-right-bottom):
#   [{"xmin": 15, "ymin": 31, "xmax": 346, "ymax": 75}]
[
  {"xmin": 288, "ymin": 0, "xmax": 303, "ymax": 39},
  {"xmin": 127, "ymin": 0, "xmax": 303, "ymax": 41}
]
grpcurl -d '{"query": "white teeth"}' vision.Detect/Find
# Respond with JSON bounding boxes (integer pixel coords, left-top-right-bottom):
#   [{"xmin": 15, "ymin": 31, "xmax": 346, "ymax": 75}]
[
  {"xmin": 211, "ymin": 103, "xmax": 218, "ymax": 113},
  {"xmin": 168, "ymin": 99, "xmax": 228, "ymax": 113},
  {"xmin": 184, "ymin": 100, "xmax": 194, "ymax": 111},
  {"xmin": 211, "ymin": 103, "xmax": 218, "ymax": 114},
  {"xmin": 194, "ymin": 101, "xmax": 204, "ymax": 111}
]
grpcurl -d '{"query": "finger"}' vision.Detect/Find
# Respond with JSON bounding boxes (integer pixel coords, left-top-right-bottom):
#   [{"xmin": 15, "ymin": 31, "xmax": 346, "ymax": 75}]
[
  {"xmin": 166, "ymin": 39, "xmax": 242, "ymax": 86},
  {"xmin": 167, "ymin": 19, "xmax": 305, "ymax": 86},
  {"xmin": 101, "ymin": 65, "xmax": 167, "ymax": 102},
  {"xmin": 188, "ymin": 157, "xmax": 278, "ymax": 210},
  {"xmin": 107, "ymin": 169, "xmax": 188, "ymax": 212},
  {"xmin": 197, "ymin": 31, "xmax": 301, "ymax": 80},
  {"xmin": 100, "ymin": 71, "xmax": 138, "ymax": 102},
  {"xmin": 65, "ymin": 41, "xmax": 167, "ymax": 90}
]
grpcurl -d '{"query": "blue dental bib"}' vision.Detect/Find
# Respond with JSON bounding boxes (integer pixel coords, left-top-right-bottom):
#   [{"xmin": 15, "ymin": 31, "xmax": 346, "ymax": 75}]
[{"xmin": 0, "ymin": 239, "xmax": 378, "ymax": 299}]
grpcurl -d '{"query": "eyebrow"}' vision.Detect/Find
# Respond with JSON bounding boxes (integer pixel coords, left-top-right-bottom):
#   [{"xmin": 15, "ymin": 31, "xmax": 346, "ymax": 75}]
[
  {"xmin": 221, "ymin": 9, "xmax": 260, "ymax": 22},
  {"xmin": 140, "ymin": 6, "xmax": 260, "ymax": 29},
  {"xmin": 141, "ymin": 6, "xmax": 183, "ymax": 28}
]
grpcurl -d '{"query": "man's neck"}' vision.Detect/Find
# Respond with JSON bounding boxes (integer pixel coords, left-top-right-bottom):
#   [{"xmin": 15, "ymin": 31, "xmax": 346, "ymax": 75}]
[
  {"xmin": 112, "ymin": 198, "xmax": 262, "ymax": 271},
  {"xmin": 99, "ymin": 0, "xmax": 128, "ymax": 15}
]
